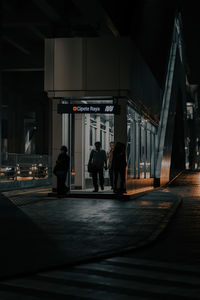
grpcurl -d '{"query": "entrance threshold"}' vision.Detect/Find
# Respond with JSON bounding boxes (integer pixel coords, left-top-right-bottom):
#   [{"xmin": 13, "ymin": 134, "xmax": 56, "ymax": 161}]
[{"xmin": 49, "ymin": 186, "xmax": 155, "ymax": 200}]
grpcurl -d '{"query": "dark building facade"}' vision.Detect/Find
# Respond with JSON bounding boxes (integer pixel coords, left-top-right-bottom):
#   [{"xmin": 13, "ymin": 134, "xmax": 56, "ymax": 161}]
[{"xmin": 2, "ymin": 71, "xmax": 50, "ymax": 155}]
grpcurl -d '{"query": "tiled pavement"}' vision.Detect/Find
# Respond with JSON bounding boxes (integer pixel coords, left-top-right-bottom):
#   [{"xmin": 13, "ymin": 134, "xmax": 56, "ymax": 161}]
[{"xmin": 0, "ymin": 183, "xmax": 181, "ymax": 280}]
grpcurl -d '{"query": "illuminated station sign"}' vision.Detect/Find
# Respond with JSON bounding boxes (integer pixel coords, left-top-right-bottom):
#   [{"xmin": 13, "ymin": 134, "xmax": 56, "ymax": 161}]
[{"xmin": 57, "ymin": 104, "xmax": 120, "ymax": 114}]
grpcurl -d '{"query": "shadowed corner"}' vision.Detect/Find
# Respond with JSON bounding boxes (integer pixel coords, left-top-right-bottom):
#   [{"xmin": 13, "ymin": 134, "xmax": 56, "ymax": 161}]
[{"xmin": 0, "ymin": 193, "xmax": 62, "ymax": 279}]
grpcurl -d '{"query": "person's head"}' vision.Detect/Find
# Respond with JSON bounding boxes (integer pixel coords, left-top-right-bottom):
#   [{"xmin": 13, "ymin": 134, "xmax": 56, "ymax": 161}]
[
  {"xmin": 60, "ymin": 145, "xmax": 68, "ymax": 153},
  {"xmin": 95, "ymin": 141, "xmax": 101, "ymax": 150},
  {"xmin": 110, "ymin": 142, "xmax": 114, "ymax": 150}
]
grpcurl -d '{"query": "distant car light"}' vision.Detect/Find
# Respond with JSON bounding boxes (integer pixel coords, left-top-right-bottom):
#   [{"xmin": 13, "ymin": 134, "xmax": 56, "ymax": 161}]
[{"xmin": 6, "ymin": 167, "xmax": 12, "ymax": 171}]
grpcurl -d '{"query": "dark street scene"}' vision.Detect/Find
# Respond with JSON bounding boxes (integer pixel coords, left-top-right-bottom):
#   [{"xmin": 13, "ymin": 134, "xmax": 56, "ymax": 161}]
[{"xmin": 1, "ymin": 0, "xmax": 200, "ymax": 299}]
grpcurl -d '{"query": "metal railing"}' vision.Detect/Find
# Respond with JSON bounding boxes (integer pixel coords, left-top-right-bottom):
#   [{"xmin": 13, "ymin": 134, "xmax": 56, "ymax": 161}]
[{"xmin": 0, "ymin": 152, "xmax": 51, "ymax": 181}]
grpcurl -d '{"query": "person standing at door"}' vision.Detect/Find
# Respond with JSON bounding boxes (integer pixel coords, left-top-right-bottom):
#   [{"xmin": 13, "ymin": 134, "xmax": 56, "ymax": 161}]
[
  {"xmin": 107, "ymin": 141, "xmax": 114, "ymax": 189},
  {"xmin": 53, "ymin": 145, "xmax": 70, "ymax": 197},
  {"xmin": 88, "ymin": 141, "xmax": 107, "ymax": 192}
]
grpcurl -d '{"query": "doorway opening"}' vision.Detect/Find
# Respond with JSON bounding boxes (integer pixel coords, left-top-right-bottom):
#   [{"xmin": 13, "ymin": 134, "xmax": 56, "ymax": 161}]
[{"xmin": 62, "ymin": 99, "xmax": 115, "ymax": 191}]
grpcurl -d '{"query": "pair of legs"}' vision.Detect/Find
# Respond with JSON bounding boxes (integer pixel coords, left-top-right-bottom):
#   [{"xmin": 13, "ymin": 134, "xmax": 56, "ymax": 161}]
[
  {"xmin": 57, "ymin": 173, "xmax": 68, "ymax": 195},
  {"xmin": 113, "ymin": 168, "xmax": 126, "ymax": 193},
  {"xmin": 92, "ymin": 168, "xmax": 104, "ymax": 191},
  {"xmin": 109, "ymin": 168, "xmax": 113, "ymax": 189}
]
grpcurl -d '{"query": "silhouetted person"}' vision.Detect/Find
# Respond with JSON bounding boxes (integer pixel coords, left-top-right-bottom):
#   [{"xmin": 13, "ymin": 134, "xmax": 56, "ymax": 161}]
[
  {"xmin": 54, "ymin": 145, "xmax": 70, "ymax": 197},
  {"xmin": 107, "ymin": 141, "xmax": 114, "ymax": 189},
  {"xmin": 88, "ymin": 141, "xmax": 107, "ymax": 192},
  {"xmin": 112, "ymin": 142, "xmax": 127, "ymax": 193}
]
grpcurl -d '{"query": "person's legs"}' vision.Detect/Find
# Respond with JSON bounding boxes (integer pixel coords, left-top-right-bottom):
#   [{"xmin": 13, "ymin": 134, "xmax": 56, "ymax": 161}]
[
  {"xmin": 99, "ymin": 168, "xmax": 104, "ymax": 190},
  {"xmin": 57, "ymin": 175, "xmax": 62, "ymax": 195},
  {"xmin": 109, "ymin": 168, "xmax": 113, "ymax": 189},
  {"xmin": 61, "ymin": 174, "xmax": 67, "ymax": 194},
  {"xmin": 64, "ymin": 172, "xmax": 70, "ymax": 192},
  {"xmin": 92, "ymin": 169, "xmax": 98, "ymax": 191},
  {"xmin": 119, "ymin": 168, "xmax": 126, "ymax": 192},
  {"xmin": 113, "ymin": 169, "xmax": 119, "ymax": 192}
]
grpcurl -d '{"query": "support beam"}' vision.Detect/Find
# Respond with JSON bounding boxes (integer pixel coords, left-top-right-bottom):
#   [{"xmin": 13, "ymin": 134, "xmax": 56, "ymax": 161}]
[
  {"xmin": 2, "ymin": 36, "xmax": 30, "ymax": 55},
  {"xmin": 104, "ymin": 14, "xmax": 120, "ymax": 38}
]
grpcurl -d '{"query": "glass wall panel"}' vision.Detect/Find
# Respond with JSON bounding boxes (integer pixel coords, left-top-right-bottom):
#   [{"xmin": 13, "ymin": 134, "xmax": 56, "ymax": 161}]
[
  {"xmin": 135, "ymin": 117, "xmax": 140, "ymax": 178},
  {"xmin": 146, "ymin": 130, "xmax": 151, "ymax": 178},
  {"xmin": 127, "ymin": 105, "xmax": 156, "ymax": 180},
  {"xmin": 140, "ymin": 123, "xmax": 146, "ymax": 178},
  {"xmin": 127, "ymin": 107, "xmax": 139, "ymax": 179},
  {"xmin": 151, "ymin": 132, "xmax": 155, "ymax": 177},
  {"xmin": 127, "ymin": 116, "xmax": 134, "ymax": 177}
]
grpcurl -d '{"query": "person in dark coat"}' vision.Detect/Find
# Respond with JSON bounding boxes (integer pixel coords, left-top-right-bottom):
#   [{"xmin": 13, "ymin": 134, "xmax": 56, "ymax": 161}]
[
  {"xmin": 107, "ymin": 141, "xmax": 114, "ymax": 189},
  {"xmin": 54, "ymin": 145, "xmax": 70, "ymax": 196},
  {"xmin": 112, "ymin": 142, "xmax": 127, "ymax": 193},
  {"xmin": 88, "ymin": 141, "xmax": 107, "ymax": 192}
]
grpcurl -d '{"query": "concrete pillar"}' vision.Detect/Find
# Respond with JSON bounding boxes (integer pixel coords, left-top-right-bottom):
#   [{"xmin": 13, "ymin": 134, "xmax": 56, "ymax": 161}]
[
  {"xmin": 131, "ymin": 120, "xmax": 136, "ymax": 178},
  {"xmin": 114, "ymin": 98, "xmax": 127, "ymax": 189},
  {"xmin": 85, "ymin": 114, "xmax": 90, "ymax": 184},
  {"xmin": 114, "ymin": 98, "xmax": 127, "ymax": 145},
  {"xmin": 151, "ymin": 132, "xmax": 155, "ymax": 177},
  {"xmin": 136, "ymin": 115, "xmax": 141, "ymax": 179},
  {"xmin": 105, "ymin": 119, "xmax": 110, "ymax": 151},
  {"xmin": 52, "ymin": 99, "xmax": 62, "ymax": 190},
  {"xmin": 62, "ymin": 113, "xmax": 70, "ymax": 187},
  {"xmin": 62, "ymin": 113, "xmax": 69, "ymax": 148},
  {"xmin": 144, "ymin": 122, "xmax": 147, "ymax": 179},
  {"xmin": 96, "ymin": 116, "xmax": 100, "ymax": 141},
  {"xmin": 74, "ymin": 114, "xmax": 83, "ymax": 188}
]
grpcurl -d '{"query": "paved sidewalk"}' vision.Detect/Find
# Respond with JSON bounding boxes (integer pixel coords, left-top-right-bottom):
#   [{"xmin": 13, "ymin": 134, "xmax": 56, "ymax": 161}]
[{"xmin": 0, "ymin": 185, "xmax": 181, "ymax": 279}]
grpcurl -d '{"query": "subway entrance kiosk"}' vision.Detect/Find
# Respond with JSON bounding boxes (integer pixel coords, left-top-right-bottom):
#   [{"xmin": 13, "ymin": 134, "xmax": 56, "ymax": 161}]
[
  {"xmin": 45, "ymin": 37, "xmax": 156, "ymax": 194},
  {"xmin": 57, "ymin": 99, "xmax": 120, "ymax": 192}
]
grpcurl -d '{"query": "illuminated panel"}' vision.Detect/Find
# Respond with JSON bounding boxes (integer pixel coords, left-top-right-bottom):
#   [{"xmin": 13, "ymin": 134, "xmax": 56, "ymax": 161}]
[{"xmin": 57, "ymin": 104, "xmax": 120, "ymax": 114}]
